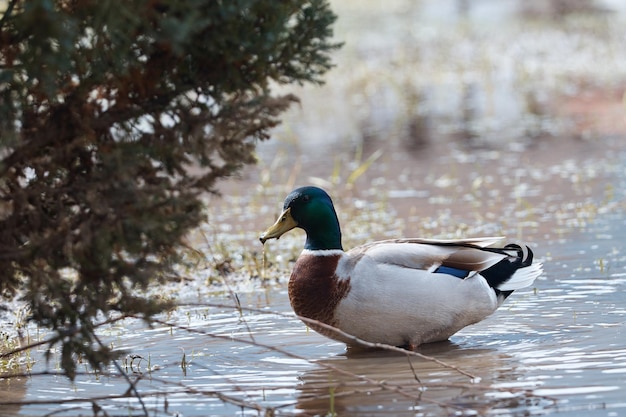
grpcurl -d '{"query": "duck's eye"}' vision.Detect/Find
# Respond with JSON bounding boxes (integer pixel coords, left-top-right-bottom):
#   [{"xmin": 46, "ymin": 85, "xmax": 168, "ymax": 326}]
[{"xmin": 302, "ymin": 195, "xmax": 310, "ymax": 202}]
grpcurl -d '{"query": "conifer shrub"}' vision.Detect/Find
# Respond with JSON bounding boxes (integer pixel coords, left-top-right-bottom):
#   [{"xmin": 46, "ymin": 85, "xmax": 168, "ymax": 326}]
[{"xmin": 0, "ymin": 0, "xmax": 339, "ymax": 378}]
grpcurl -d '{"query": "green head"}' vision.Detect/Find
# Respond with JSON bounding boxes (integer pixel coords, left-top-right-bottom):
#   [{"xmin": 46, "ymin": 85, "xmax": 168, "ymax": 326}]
[{"xmin": 260, "ymin": 186, "xmax": 343, "ymax": 251}]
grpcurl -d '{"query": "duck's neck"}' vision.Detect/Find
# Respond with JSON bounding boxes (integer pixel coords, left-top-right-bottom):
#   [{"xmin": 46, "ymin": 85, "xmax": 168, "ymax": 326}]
[
  {"xmin": 303, "ymin": 215, "xmax": 343, "ymax": 251},
  {"xmin": 304, "ymin": 233, "xmax": 343, "ymax": 251}
]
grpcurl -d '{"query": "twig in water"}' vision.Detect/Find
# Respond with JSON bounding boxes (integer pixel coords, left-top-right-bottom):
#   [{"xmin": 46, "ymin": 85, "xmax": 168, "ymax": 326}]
[{"xmin": 91, "ymin": 331, "xmax": 149, "ymax": 417}]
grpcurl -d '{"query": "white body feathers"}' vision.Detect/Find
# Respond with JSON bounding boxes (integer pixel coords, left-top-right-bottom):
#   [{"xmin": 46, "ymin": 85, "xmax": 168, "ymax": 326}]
[{"xmin": 308, "ymin": 237, "xmax": 542, "ymax": 347}]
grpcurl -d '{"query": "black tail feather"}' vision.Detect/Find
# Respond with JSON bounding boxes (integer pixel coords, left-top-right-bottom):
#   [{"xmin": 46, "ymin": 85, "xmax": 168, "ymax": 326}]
[{"xmin": 481, "ymin": 244, "xmax": 534, "ymax": 299}]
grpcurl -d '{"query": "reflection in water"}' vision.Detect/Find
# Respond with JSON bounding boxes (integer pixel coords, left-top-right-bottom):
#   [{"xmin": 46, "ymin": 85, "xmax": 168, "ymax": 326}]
[{"xmin": 294, "ymin": 342, "xmax": 559, "ymax": 416}]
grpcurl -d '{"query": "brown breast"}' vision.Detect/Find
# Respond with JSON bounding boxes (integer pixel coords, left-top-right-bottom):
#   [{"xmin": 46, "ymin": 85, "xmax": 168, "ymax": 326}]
[{"xmin": 288, "ymin": 253, "xmax": 351, "ymax": 333}]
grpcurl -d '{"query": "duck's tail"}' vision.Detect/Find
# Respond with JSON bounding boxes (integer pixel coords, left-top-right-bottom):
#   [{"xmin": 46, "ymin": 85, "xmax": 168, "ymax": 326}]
[{"xmin": 480, "ymin": 244, "xmax": 543, "ymax": 299}]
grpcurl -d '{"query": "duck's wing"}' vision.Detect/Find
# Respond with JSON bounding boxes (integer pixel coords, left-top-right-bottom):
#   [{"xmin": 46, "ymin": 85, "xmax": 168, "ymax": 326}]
[
  {"xmin": 347, "ymin": 237, "xmax": 541, "ymax": 294},
  {"xmin": 347, "ymin": 237, "xmax": 509, "ymax": 273}
]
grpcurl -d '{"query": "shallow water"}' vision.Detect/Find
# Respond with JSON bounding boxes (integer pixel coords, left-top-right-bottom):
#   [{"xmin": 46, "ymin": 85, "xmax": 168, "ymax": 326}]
[
  {"xmin": 1, "ymin": 207, "xmax": 624, "ymax": 416},
  {"xmin": 2, "ymin": 0, "xmax": 626, "ymax": 416}
]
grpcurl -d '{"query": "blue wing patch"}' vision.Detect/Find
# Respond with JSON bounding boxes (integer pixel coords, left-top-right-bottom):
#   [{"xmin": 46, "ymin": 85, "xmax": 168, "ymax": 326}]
[{"xmin": 434, "ymin": 266, "xmax": 471, "ymax": 279}]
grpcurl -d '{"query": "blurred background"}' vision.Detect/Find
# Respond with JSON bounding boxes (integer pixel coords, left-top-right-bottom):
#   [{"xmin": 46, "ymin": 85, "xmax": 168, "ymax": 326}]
[{"xmin": 213, "ymin": 0, "xmax": 626, "ymax": 251}]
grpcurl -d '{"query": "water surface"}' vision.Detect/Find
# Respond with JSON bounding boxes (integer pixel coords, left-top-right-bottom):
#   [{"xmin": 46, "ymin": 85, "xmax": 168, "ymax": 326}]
[{"xmin": 1, "ymin": 206, "xmax": 623, "ymax": 416}]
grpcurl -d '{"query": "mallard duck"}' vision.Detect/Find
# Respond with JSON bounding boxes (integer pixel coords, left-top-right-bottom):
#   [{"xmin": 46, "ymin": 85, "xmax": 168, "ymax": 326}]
[{"xmin": 260, "ymin": 186, "xmax": 542, "ymax": 349}]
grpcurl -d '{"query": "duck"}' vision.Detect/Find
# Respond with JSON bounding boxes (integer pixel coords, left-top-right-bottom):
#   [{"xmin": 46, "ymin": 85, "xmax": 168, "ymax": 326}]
[{"xmin": 260, "ymin": 186, "xmax": 543, "ymax": 349}]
